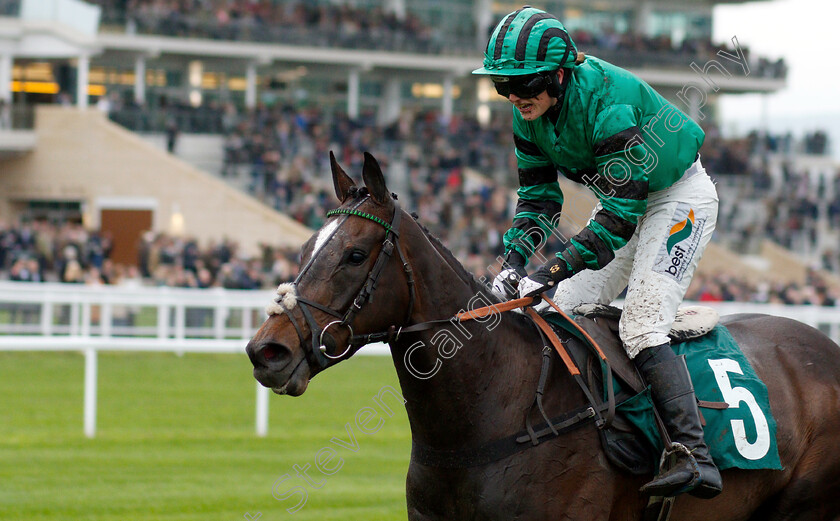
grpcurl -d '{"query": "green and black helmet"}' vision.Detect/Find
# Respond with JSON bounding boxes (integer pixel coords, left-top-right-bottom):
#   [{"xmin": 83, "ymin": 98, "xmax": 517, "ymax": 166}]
[{"xmin": 472, "ymin": 6, "xmax": 580, "ymax": 77}]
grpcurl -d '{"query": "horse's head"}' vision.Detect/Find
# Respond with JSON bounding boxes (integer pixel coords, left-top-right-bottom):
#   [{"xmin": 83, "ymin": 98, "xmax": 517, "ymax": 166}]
[{"xmin": 246, "ymin": 152, "xmax": 415, "ymax": 396}]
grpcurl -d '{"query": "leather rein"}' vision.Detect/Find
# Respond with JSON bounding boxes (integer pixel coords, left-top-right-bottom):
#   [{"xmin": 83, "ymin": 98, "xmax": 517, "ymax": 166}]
[
  {"xmin": 280, "ymin": 194, "xmax": 620, "ymax": 468},
  {"xmin": 284, "ymin": 194, "xmax": 540, "ymax": 370}
]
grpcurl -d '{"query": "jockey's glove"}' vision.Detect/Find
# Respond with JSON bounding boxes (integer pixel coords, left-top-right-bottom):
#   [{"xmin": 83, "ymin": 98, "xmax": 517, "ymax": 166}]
[
  {"xmin": 491, "ymin": 250, "xmax": 528, "ymax": 300},
  {"xmin": 517, "ymin": 256, "xmax": 573, "ymax": 299}
]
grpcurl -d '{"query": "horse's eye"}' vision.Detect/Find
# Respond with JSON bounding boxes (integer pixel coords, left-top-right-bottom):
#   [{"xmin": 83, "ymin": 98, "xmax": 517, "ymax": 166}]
[{"xmin": 347, "ymin": 249, "xmax": 368, "ymax": 266}]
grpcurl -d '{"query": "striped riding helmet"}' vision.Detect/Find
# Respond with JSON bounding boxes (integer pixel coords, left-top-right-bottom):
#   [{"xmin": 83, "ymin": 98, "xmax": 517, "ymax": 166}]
[{"xmin": 472, "ymin": 6, "xmax": 579, "ymax": 76}]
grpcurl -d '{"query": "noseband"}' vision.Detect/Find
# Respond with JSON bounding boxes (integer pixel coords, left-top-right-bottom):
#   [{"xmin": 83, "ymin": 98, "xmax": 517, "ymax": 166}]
[{"xmin": 281, "ymin": 195, "xmax": 415, "ymax": 370}]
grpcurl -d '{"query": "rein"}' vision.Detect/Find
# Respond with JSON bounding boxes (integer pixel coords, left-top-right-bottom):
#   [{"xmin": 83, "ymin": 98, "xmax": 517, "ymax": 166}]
[
  {"xmin": 280, "ymin": 197, "xmax": 621, "ymax": 469},
  {"xmin": 286, "ymin": 196, "xmax": 610, "ymax": 379},
  {"xmin": 408, "ymin": 294, "xmax": 622, "ymax": 469}
]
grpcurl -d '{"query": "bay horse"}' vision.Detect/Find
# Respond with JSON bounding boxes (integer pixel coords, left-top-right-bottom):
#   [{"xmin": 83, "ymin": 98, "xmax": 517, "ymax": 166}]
[{"xmin": 246, "ymin": 152, "xmax": 840, "ymax": 521}]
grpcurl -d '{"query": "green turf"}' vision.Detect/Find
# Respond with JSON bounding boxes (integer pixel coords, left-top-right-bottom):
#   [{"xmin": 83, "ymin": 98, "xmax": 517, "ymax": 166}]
[{"xmin": 0, "ymin": 351, "xmax": 410, "ymax": 520}]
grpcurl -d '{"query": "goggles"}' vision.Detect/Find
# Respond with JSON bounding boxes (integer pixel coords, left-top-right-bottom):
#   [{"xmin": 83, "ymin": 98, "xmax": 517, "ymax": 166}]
[{"xmin": 491, "ymin": 73, "xmax": 553, "ymax": 99}]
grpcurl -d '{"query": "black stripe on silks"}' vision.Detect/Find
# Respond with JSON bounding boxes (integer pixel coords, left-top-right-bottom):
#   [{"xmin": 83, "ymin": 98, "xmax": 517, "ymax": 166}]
[
  {"xmin": 584, "ymin": 174, "xmax": 649, "ymax": 202},
  {"xmin": 518, "ymin": 166, "xmax": 557, "ymax": 187},
  {"xmin": 574, "ymin": 227, "xmax": 615, "ymax": 268},
  {"xmin": 613, "ymin": 179, "xmax": 649, "ymax": 201},
  {"xmin": 515, "ymin": 13, "xmax": 553, "ymax": 61},
  {"xmin": 515, "ymin": 199, "xmax": 564, "ymax": 220},
  {"xmin": 494, "ymin": 9, "xmax": 525, "ymax": 59},
  {"xmin": 511, "ymin": 217, "xmax": 547, "ymax": 249},
  {"xmin": 561, "ymin": 245, "xmax": 586, "ymax": 272},
  {"xmin": 593, "ymin": 210, "xmax": 637, "ymax": 241},
  {"xmin": 593, "ymin": 127, "xmax": 643, "ymax": 157},
  {"xmin": 537, "ymin": 28, "xmax": 575, "ymax": 66},
  {"xmin": 514, "ymin": 134, "xmax": 543, "ymax": 157},
  {"xmin": 561, "ymin": 167, "xmax": 595, "ymax": 184}
]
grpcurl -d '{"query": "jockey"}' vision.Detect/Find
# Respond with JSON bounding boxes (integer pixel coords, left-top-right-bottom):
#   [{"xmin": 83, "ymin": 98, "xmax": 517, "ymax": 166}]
[{"xmin": 475, "ymin": 7, "xmax": 722, "ymax": 499}]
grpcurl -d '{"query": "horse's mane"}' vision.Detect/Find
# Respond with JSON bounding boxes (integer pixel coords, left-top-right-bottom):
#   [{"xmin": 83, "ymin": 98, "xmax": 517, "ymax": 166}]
[{"xmin": 409, "ymin": 213, "xmax": 497, "ymax": 300}]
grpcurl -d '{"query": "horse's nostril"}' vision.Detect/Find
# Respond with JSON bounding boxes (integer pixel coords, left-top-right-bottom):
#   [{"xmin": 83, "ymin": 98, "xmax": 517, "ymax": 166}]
[
  {"xmin": 263, "ymin": 345, "xmax": 279, "ymax": 361},
  {"xmin": 257, "ymin": 342, "xmax": 291, "ymax": 366}
]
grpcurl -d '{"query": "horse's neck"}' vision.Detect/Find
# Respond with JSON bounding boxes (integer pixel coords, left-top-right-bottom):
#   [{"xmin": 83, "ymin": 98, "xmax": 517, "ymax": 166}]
[
  {"xmin": 389, "ymin": 228, "xmax": 579, "ymax": 447},
  {"xmin": 390, "ymin": 315, "xmax": 541, "ymax": 446}
]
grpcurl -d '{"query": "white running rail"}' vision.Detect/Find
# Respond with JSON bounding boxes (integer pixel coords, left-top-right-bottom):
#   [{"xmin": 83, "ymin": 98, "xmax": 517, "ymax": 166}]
[
  {"xmin": 0, "ymin": 281, "xmax": 837, "ymax": 437},
  {"xmin": 0, "ymin": 281, "xmax": 388, "ymax": 438}
]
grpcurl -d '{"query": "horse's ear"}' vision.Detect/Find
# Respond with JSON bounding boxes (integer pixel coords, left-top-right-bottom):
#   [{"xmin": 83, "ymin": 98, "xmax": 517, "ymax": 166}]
[
  {"xmin": 330, "ymin": 150, "xmax": 356, "ymax": 203},
  {"xmin": 362, "ymin": 152, "xmax": 389, "ymax": 205}
]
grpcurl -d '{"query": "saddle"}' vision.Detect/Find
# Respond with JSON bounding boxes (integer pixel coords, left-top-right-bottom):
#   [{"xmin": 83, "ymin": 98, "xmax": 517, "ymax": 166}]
[
  {"xmin": 410, "ymin": 300, "xmax": 725, "ymax": 475},
  {"xmin": 537, "ymin": 303, "xmax": 722, "ymax": 476}
]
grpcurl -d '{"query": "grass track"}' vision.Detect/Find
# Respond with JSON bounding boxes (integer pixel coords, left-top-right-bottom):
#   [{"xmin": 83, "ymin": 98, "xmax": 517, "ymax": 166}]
[{"xmin": 0, "ymin": 352, "xmax": 410, "ymax": 520}]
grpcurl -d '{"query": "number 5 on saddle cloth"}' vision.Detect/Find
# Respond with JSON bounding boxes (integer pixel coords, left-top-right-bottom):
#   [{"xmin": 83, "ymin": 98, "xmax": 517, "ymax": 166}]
[{"xmin": 544, "ymin": 305, "xmax": 783, "ymax": 475}]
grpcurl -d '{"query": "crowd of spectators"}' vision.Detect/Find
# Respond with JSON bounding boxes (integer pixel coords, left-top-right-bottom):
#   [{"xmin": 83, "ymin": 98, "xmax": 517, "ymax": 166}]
[
  {"xmin": 4, "ymin": 213, "xmax": 839, "ymax": 307},
  {"xmin": 86, "ymin": 0, "xmax": 786, "ymax": 77},
  {"xmin": 217, "ymin": 102, "xmax": 519, "ymax": 252},
  {"xmin": 107, "ymin": 94, "xmax": 228, "ymax": 134},
  {"xmin": 0, "ymin": 218, "xmax": 301, "ymax": 290},
  {"xmin": 569, "ymin": 28, "xmax": 786, "ymax": 78},
  {"xmin": 5, "ymin": 93, "xmax": 840, "ymax": 306},
  {"xmin": 706, "ymin": 129, "xmax": 840, "ymax": 261},
  {"xmin": 686, "ymin": 270, "xmax": 838, "ymax": 307},
  {"xmin": 93, "ymin": 0, "xmax": 448, "ymax": 54},
  {"xmin": 216, "ymin": 100, "xmax": 840, "ymax": 272}
]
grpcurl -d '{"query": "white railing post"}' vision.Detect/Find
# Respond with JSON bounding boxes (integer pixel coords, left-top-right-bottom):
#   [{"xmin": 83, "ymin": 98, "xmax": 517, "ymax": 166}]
[
  {"xmin": 84, "ymin": 347, "xmax": 98, "ymax": 438},
  {"xmin": 242, "ymin": 307, "xmax": 254, "ymax": 339},
  {"xmin": 256, "ymin": 382, "xmax": 269, "ymax": 437},
  {"xmin": 214, "ymin": 304, "xmax": 225, "ymax": 339},
  {"xmin": 175, "ymin": 304, "xmax": 186, "ymax": 339},
  {"xmin": 175, "ymin": 303, "xmax": 185, "ymax": 356},
  {"xmin": 0, "ymin": 281, "xmax": 278, "ymax": 437},
  {"xmin": 70, "ymin": 301, "xmax": 81, "ymax": 336},
  {"xmin": 40, "ymin": 297, "xmax": 53, "ymax": 336},
  {"xmin": 81, "ymin": 302, "xmax": 91, "ymax": 337},
  {"xmin": 157, "ymin": 302, "xmax": 168, "ymax": 340},
  {"xmin": 101, "ymin": 301, "xmax": 112, "ymax": 338}
]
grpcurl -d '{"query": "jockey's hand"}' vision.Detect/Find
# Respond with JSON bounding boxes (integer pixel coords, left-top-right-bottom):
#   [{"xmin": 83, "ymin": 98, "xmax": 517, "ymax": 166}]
[
  {"xmin": 517, "ymin": 257, "xmax": 573, "ymax": 299},
  {"xmin": 491, "ymin": 250, "xmax": 527, "ymax": 300}
]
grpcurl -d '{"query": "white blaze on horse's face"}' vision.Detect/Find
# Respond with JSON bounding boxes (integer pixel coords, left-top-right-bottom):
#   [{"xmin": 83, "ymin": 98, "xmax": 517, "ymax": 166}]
[
  {"xmin": 265, "ymin": 218, "xmax": 342, "ymax": 317},
  {"xmin": 312, "ymin": 219, "xmax": 340, "ymax": 259}
]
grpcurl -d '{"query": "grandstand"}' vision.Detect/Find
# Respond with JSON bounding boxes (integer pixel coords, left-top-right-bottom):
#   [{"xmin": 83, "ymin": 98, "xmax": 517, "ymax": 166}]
[
  {"xmin": 3, "ymin": 2, "xmax": 840, "ymax": 519},
  {"xmin": 0, "ymin": 0, "xmax": 834, "ymax": 297}
]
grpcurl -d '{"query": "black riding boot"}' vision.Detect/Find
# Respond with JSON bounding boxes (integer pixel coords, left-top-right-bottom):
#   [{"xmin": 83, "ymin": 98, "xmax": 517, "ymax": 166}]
[{"xmin": 634, "ymin": 347, "xmax": 722, "ymax": 499}]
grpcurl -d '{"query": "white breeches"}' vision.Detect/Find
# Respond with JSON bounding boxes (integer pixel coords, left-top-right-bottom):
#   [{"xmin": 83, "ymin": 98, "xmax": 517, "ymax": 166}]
[{"xmin": 552, "ymin": 160, "xmax": 719, "ymax": 358}]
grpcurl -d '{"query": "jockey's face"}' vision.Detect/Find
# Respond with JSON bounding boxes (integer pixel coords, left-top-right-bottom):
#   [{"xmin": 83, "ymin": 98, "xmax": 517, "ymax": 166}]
[
  {"xmin": 508, "ymin": 89, "xmax": 556, "ymax": 121},
  {"xmin": 502, "ymin": 69, "xmax": 564, "ymax": 122}
]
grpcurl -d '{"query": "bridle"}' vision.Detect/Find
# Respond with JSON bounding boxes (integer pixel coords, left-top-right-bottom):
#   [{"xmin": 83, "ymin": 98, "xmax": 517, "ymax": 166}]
[
  {"xmin": 268, "ymin": 192, "xmax": 632, "ymax": 470},
  {"xmin": 281, "ymin": 194, "xmax": 416, "ymax": 370}
]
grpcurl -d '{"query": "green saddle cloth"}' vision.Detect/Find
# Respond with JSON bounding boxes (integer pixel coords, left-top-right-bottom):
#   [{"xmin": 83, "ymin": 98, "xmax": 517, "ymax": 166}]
[
  {"xmin": 619, "ymin": 325, "xmax": 782, "ymax": 471},
  {"xmin": 546, "ymin": 315, "xmax": 783, "ymax": 471}
]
